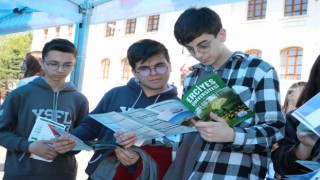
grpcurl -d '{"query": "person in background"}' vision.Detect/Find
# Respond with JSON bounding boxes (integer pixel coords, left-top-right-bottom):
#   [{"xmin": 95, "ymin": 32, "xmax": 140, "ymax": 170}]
[
  {"xmin": 162, "ymin": 7, "xmax": 285, "ymax": 179},
  {"xmin": 18, "ymin": 51, "xmax": 45, "ymax": 87},
  {"xmin": 20, "ymin": 51, "xmax": 42, "ymax": 74},
  {"xmin": 53, "ymin": 39, "xmax": 179, "ymax": 179},
  {"xmin": 267, "ymin": 81, "xmax": 306, "ymax": 180},
  {"xmin": 272, "ymin": 54, "xmax": 320, "ymax": 177},
  {"xmin": 180, "ymin": 63, "xmax": 191, "ymax": 86},
  {"xmin": 0, "ymin": 38, "xmax": 89, "ymax": 180},
  {"xmin": 0, "ymin": 90, "xmax": 10, "ymax": 106},
  {"xmin": 282, "ymin": 81, "xmax": 307, "ymax": 114}
]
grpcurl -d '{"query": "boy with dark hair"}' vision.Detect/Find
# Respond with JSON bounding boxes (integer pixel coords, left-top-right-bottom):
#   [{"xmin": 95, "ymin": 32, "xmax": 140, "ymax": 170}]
[
  {"xmin": 163, "ymin": 7, "xmax": 285, "ymax": 179},
  {"xmin": 54, "ymin": 39, "xmax": 179, "ymax": 179},
  {"xmin": 0, "ymin": 38, "xmax": 89, "ymax": 179}
]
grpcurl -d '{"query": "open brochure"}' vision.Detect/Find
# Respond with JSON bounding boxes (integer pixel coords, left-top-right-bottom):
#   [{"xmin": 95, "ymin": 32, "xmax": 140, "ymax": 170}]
[
  {"xmin": 89, "ymin": 99, "xmax": 197, "ymax": 146},
  {"xmin": 181, "ymin": 74, "xmax": 254, "ymax": 126},
  {"xmin": 285, "ymin": 168, "xmax": 320, "ymax": 180},
  {"xmin": 28, "ymin": 116, "xmax": 66, "ymax": 162},
  {"xmin": 292, "ymin": 92, "xmax": 320, "ymax": 136},
  {"xmin": 296, "ymin": 160, "xmax": 320, "ymax": 172},
  {"xmin": 284, "ymin": 160, "xmax": 320, "ymax": 179}
]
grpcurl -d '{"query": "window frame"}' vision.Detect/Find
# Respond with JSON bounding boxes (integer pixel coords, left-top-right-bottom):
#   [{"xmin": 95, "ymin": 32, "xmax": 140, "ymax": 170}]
[
  {"xmin": 55, "ymin": 27, "xmax": 61, "ymax": 37},
  {"xmin": 245, "ymin": 49, "xmax": 262, "ymax": 58},
  {"xmin": 121, "ymin": 58, "xmax": 131, "ymax": 81},
  {"xmin": 125, "ymin": 19, "xmax": 136, "ymax": 35},
  {"xmin": 247, "ymin": 0, "xmax": 267, "ymax": 20},
  {"xmin": 106, "ymin": 22, "xmax": 116, "ymax": 37},
  {"xmin": 101, "ymin": 58, "xmax": 110, "ymax": 80},
  {"xmin": 68, "ymin": 25, "xmax": 74, "ymax": 37},
  {"xmin": 284, "ymin": 0, "xmax": 308, "ymax": 17},
  {"xmin": 280, "ymin": 47, "xmax": 303, "ymax": 80},
  {"xmin": 147, "ymin": 15, "xmax": 160, "ymax": 32}
]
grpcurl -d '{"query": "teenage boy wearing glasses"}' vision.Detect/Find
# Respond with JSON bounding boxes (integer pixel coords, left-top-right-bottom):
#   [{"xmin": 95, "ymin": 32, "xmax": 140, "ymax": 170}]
[
  {"xmin": 53, "ymin": 39, "xmax": 179, "ymax": 179},
  {"xmin": 162, "ymin": 7, "xmax": 285, "ymax": 179},
  {"xmin": 0, "ymin": 38, "xmax": 89, "ymax": 179}
]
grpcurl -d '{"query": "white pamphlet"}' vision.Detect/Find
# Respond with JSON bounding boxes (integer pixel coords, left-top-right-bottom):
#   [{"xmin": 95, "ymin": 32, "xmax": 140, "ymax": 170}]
[{"xmin": 28, "ymin": 116, "xmax": 65, "ymax": 162}]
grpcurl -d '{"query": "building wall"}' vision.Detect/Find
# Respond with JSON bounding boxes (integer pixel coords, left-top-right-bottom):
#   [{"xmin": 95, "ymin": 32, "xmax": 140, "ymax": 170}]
[{"xmin": 31, "ymin": 0, "xmax": 320, "ymax": 110}]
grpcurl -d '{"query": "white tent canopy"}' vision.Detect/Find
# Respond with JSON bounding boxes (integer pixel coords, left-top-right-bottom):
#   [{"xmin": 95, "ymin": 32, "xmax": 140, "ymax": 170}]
[{"xmin": 0, "ymin": 0, "xmax": 244, "ymax": 90}]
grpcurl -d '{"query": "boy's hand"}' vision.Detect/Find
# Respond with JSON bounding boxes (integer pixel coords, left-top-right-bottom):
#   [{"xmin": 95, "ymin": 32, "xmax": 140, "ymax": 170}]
[
  {"xmin": 115, "ymin": 148, "xmax": 139, "ymax": 166},
  {"xmin": 297, "ymin": 123, "xmax": 318, "ymax": 148},
  {"xmin": 29, "ymin": 140, "xmax": 59, "ymax": 160},
  {"xmin": 52, "ymin": 136, "xmax": 76, "ymax": 154},
  {"xmin": 114, "ymin": 131, "xmax": 137, "ymax": 149},
  {"xmin": 192, "ymin": 112, "xmax": 235, "ymax": 143}
]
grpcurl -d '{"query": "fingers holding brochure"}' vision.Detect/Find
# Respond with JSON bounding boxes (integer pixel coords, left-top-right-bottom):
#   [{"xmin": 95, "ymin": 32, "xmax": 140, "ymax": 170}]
[
  {"xmin": 29, "ymin": 140, "xmax": 59, "ymax": 160},
  {"xmin": 114, "ymin": 131, "xmax": 137, "ymax": 149},
  {"xmin": 52, "ymin": 136, "xmax": 76, "ymax": 154}
]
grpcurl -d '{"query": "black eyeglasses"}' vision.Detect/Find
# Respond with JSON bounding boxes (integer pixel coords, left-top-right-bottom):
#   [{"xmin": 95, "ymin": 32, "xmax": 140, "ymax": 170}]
[
  {"xmin": 136, "ymin": 64, "xmax": 168, "ymax": 77},
  {"xmin": 185, "ymin": 39, "xmax": 215, "ymax": 56},
  {"xmin": 44, "ymin": 60, "xmax": 75, "ymax": 71}
]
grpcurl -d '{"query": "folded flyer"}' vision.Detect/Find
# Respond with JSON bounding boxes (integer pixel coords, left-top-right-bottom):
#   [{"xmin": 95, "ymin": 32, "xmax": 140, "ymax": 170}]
[{"xmin": 28, "ymin": 116, "xmax": 65, "ymax": 162}]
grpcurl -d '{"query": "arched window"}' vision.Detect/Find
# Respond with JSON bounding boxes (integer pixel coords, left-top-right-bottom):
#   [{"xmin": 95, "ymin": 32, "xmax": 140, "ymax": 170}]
[
  {"xmin": 247, "ymin": 0, "xmax": 267, "ymax": 20},
  {"xmin": 284, "ymin": 0, "xmax": 308, "ymax": 17},
  {"xmin": 280, "ymin": 47, "xmax": 303, "ymax": 80},
  {"xmin": 101, "ymin": 58, "xmax": 110, "ymax": 80},
  {"xmin": 245, "ymin": 49, "xmax": 262, "ymax": 58},
  {"xmin": 121, "ymin": 58, "xmax": 131, "ymax": 81}
]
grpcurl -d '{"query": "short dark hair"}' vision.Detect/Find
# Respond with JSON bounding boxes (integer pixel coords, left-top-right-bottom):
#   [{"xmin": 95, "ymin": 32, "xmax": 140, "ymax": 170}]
[
  {"xmin": 127, "ymin": 39, "xmax": 170, "ymax": 69},
  {"xmin": 174, "ymin": 7, "xmax": 222, "ymax": 45},
  {"xmin": 42, "ymin": 38, "xmax": 77, "ymax": 61}
]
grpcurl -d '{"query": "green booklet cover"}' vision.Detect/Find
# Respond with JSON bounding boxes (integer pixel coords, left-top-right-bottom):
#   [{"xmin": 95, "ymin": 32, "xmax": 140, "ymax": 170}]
[{"xmin": 181, "ymin": 74, "xmax": 254, "ymax": 126}]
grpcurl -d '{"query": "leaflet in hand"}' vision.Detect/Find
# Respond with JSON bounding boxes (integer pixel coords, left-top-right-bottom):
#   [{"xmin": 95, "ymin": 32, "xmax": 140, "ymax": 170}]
[
  {"xmin": 53, "ymin": 127, "xmax": 93, "ymax": 151},
  {"xmin": 292, "ymin": 92, "xmax": 320, "ymax": 136},
  {"xmin": 54, "ymin": 127, "xmax": 124, "ymax": 151},
  {"xmin": 28, "ymin": 116, "xmax": 65, "ymax": 162},
  {"xmin": 89, "ymin": 99, "xmax": 197, "ymax": 146},
  {"xmin": 181, "ymin": 74, "xmax": 254, "ymax": 126}
]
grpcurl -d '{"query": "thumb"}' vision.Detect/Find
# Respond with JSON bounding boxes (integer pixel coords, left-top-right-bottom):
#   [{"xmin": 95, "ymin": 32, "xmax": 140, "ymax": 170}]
[
  {"xmin": 114, "ymin": 131, "xmax": 123, "ymax": 138},
  {"xmin": 209, "ymin": 112, "xmax": 225, "ymax": 123}
]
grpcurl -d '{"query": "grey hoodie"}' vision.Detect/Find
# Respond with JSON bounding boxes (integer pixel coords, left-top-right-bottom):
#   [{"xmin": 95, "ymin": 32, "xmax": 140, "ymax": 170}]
[{"xmin": 0, "ymin": 77, "xmax": 89, "ymax": 180}]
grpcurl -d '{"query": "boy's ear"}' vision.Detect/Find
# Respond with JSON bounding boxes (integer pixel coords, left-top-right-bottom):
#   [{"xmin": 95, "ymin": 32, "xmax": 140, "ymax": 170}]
[{"xmin": 218, "ymin": 28, "xmax": 227, "ymax": 42}]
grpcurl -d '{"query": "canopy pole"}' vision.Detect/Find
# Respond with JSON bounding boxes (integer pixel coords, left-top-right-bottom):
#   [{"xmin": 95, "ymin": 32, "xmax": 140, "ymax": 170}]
[{"xmin": 71, "ymin": 0, "xmax": 92, "ymax": 91}]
